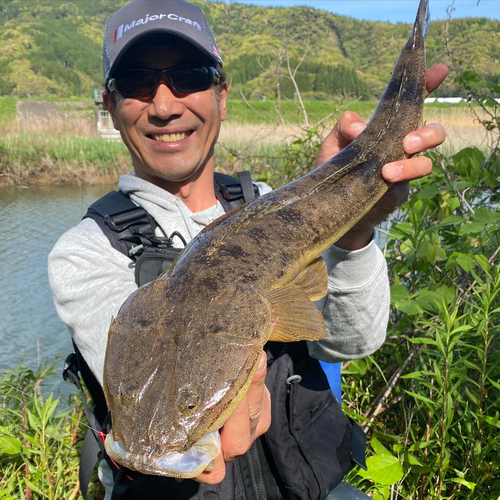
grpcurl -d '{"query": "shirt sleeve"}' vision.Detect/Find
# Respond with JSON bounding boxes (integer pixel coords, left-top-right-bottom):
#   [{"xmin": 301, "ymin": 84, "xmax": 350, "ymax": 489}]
[
  {"xmin": 307, "ymin": 239, "xmax": 390, "ymax": 363},
  {"xmin": 48, "ymin": 219, "xmax": 137, "ymax": 386}
]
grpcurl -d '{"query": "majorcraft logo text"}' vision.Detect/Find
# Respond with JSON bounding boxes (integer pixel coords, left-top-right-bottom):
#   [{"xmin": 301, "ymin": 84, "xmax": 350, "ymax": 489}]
[{"xmin": 114, "ymin": 13, "xmax": 202, "ymax": 43}]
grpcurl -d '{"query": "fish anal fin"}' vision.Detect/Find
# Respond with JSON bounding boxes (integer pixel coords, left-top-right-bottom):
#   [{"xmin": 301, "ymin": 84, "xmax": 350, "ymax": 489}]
[
  {"xmin": 290, "ymin": 257, "xmax": 328, "ymax": 302},
  {"xmin": 266, "ymin": 284, "xmax": 326, "ymax": 343}
]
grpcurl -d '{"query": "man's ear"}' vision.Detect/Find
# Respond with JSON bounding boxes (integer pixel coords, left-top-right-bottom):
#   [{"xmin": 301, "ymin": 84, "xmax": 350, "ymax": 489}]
[
  {"xmin": 219, "ymin": 82, "xmax": 228, "ymax": 122},
  {"xmin": 102, "ymin": 90, "xmax": 120, "ymax": 130}
]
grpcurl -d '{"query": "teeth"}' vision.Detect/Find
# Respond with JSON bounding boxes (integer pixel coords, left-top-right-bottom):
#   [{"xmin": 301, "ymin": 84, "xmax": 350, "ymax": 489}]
[{"xmin": 152, "ymin": 132, "xmax": 188, "ymax": 143}]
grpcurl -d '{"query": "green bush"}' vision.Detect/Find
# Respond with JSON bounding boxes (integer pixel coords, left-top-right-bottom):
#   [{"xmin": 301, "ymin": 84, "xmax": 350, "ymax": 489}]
[
  {"xmin": 0, "ymin": 364, "xmax": 103, "ymax": 499},
  {"xmin": 342, "ymin": 70, "xmax": 500, "ymax": 499}
]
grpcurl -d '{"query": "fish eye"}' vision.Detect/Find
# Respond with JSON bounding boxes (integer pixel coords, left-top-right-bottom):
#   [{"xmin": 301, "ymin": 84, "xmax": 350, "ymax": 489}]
[
  {"xmin": 119, "ymin": 383, "xmax": 138, "ymax": 404},
  {"xmin": 177, "ymin": 388, "xmax": 200, "ymax": 414}
]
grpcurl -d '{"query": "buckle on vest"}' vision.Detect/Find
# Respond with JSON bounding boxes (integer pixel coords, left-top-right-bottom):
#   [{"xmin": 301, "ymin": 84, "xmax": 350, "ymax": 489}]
[
  {"xmin": 285, "ymin": 374, "xmax": 302, "ymax": 385},
  {"xmin": 104, "ymin": 207, "xmax": 150, "ymax": 232}
]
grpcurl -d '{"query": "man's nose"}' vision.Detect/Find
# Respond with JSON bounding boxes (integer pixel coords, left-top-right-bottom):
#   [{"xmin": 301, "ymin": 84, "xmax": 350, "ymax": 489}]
[{"xmin": 148, "ymin": 80, "xmax": 185, "ymax": 120}]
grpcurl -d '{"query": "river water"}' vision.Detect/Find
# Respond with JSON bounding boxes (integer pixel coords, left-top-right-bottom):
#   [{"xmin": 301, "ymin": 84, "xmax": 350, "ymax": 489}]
[{"xmin": 0, "ymin": 184, "xmax": 113, "ymax": 395}]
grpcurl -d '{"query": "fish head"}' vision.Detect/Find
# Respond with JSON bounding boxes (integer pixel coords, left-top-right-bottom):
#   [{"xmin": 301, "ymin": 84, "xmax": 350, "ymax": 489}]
[{"xmin": 103, "ymin": 278, "xmax": 271, "ymax": 477}]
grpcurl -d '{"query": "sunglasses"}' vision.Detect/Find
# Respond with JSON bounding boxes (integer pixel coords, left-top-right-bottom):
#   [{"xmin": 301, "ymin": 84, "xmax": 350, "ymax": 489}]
[{"xmin": 106, "ymin": 64, "xmax": 221, "ymax": 98}]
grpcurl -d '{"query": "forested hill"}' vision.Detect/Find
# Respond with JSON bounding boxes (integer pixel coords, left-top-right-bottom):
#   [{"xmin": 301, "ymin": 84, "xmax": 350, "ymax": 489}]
[{"xmin": 0, "ymin": 0, "xmax": 498, "ymax": 100}]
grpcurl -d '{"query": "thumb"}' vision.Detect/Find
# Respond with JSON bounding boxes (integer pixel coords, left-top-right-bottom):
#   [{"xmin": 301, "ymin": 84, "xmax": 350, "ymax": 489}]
[
  {"xmin": 246, "ymin": 352, "xmax": 271, "ymax": 437},
  {"xmin": 316, "ymin": 111, "xmax": 366, "ymax": 166}
]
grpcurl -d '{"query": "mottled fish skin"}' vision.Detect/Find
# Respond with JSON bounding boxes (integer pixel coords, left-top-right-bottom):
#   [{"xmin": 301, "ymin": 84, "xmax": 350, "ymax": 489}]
[{"xmin": 103, "ymin": 0, "xmax": 429, "ymax": 477}]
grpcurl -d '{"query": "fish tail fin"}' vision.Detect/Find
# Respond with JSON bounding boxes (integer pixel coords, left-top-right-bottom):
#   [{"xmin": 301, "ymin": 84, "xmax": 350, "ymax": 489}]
[{"xmin": 416, "ymin": 0, "xmax": 431, "ymax": 38}]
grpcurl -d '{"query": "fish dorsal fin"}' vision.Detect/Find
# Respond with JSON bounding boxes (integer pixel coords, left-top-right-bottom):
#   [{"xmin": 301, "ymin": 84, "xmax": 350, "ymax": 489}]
[
  {"xmin": 266, "ymin": 284, "xmax": 326, "ymax": 343},
  {"xmin": 290, "ymin": 257, "xmax": 328, "ymax": 302}
]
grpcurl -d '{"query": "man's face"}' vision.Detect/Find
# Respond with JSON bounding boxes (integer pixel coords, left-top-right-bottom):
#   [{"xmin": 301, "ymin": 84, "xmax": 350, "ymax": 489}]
[{"xmin": 104, "ymin": 39, "xmax": 228, "ymax": 187}]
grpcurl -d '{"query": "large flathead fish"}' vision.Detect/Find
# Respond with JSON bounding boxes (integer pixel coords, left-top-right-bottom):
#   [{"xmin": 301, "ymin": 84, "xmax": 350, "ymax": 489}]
[{"xmin": 104, "ymin": 0, "xmax": 430, "ymax": 478}]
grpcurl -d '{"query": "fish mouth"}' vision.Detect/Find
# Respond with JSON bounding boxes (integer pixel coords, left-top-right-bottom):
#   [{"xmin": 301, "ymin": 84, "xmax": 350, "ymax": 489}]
[{"xmin": 104, "ymin": 430, "xmax": 221, "ymax": 478}]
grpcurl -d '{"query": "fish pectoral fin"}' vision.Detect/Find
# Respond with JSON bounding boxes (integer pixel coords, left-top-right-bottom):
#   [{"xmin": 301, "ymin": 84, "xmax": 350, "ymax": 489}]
[
  {"xmin": 266, "ymin": 284, "xmax": 326, "ymax": 342},
  {"xmin": 290, "ymin": 257, "xmax": 328, "ymax": 302}
]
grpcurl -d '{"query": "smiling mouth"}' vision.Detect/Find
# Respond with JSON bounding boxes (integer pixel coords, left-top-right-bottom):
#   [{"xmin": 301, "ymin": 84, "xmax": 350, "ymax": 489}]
[{"xmin": 151, "ymin": 132, "xmax": 192, "ymax": 143}]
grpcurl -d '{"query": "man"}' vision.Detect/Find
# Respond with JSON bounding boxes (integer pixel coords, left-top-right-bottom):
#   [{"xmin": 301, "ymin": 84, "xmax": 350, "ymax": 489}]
[{"xmin": 49, "ymin": 0, "xmax": 447, "ymax": 498}]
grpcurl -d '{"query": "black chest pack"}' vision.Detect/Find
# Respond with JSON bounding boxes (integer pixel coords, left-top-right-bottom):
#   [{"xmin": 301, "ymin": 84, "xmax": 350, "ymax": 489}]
[{"xmin": 63, "ymin": 171, "xmax": 366, "ymax": 500}]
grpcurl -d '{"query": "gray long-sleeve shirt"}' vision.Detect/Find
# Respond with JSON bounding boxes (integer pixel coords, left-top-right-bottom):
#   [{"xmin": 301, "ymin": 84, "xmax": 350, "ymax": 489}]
[{"xmin": 48, "ymin": 174, "xmax": 390, "ymax": 387}]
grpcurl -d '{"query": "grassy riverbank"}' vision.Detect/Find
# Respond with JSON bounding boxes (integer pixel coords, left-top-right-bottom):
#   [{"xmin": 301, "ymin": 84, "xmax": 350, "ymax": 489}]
[
  {"xmin": 0, "ymin": 133, "xmax": 131, "ymax": 185},
  {"xmin": 0, "ymin": 97, "xmax": 492, "ymax": 187}
]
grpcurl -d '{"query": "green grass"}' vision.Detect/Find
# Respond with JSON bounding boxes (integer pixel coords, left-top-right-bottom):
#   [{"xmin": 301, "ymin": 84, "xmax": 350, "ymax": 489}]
[
  {"xmin": 0, "ymin": 96, "xmax": 474, "ymax": 127},
  {"xmin": 215, "ymin": 141, "xmax": 285, "ymax": 185},
  {"xmin": 0, "ymin": 363, "xmax": 103, "ymax": 499},
  {"xmin": 0, "ymin": 97, "xmax": 17, "ymax": 124},
  {"xmin": 15, "ymin": 96, "xmax": 96, "ymax": 102},
  {"xmin": 225, "ymin": 99, "xmax": 380, "ymax": 125},
  {"xmin": 225, "ymin": 99, "xmax": 469, "ymax": 124},
  {"xmin": 0, "ymin": 133, "xmax": 131, "ymax": 184},
  {"xmin": 1, "ymin": 133, "xmax": 127, "ymax": 170},
  {"xmin": 60, "ymin": 103, "xmax": 95, "ymax": 112}
]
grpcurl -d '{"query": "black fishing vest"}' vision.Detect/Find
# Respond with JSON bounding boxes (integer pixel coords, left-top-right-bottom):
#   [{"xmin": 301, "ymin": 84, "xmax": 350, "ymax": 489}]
[{"xmin": 63, "ymin": 171, "xmax": 366, "ymax": 500}]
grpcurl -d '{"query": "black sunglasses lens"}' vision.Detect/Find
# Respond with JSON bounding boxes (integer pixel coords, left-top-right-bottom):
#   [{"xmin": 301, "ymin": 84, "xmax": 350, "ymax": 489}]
[
  {"xmin": 113, "ymin": 66, "xmax": 217, "ymax": 97},
  {"xmin": 116, "ymin": 70, "xmax": 158, "ymax": 97},
  {"xmin": 169, "ymin": 66, "xmax": 212, "ymax": 93}
]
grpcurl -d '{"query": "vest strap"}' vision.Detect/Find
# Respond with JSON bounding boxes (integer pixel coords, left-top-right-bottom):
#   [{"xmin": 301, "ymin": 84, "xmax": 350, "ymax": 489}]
[{"xmin": 237, "ymin": 170, "xmax": 257, "ymax": 203}]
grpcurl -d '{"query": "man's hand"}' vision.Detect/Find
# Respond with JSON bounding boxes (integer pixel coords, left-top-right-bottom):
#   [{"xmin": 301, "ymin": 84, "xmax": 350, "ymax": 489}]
[
  {"xmin": 316, "ymin": 63, "xmax": 449, "ymax": 250},
  {"xmin": 195, "ymin": 351, "xmax": 271, "ymax": 484}
]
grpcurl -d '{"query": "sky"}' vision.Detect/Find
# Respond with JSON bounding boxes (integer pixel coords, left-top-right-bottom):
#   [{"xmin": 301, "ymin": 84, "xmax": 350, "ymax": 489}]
[{"xmin": 234, "ymin": 0, "xmax": 500, "ymax": 23}]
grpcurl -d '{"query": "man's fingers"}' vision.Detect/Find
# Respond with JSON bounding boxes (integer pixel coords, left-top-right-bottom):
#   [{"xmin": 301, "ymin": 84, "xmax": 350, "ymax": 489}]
[
  {"xmin": 244, "ymin": 352, "xmax": 270, "ymax": 436},
  {"xmin": 334, "ymin": 111, "xmax": 366, "ymax": 146},
  {"xmin": 194, "ymin": 452, "xmax": 226, "ymax": 484},
  {"xmin": 220, "ymin": 351, "xmax": 269, "ymax": 462},
  {"xmin": 195, "ymin": 352, "xmax": 270, "ymax": 484},
  {"xmin": 319, "ymin": 64, "xmax": 447, "ymax": 167},
  {"xmin": 316, "ymin": 111, "xmax": 366, "ymax": 166},
  {"xmin": 425, "ymin": 63, "xmax": 449, "ymax": 96},
  {"xmin": 403, "ymin": 123, "xmax": 446, "ymax": 156},
  {"xmin": 382, "ymin": 156, "xmax": 433, "ymax": 183},
  {"xmin": 259, "ymin": 385, "xmax": 271, "ymax": 433}
]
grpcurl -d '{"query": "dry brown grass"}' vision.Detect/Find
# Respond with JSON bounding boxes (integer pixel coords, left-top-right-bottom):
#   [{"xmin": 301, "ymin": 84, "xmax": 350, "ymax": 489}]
[
  {"xmin": 14, "ymin": 100, "xmax": 97, "ymax": 137},
  {"xmin": 12, "ymin": 115, "xmax": 97, "ymax": 137},
  {"xmin": 423, "ymin": 106, "xmax": 496, "ymax": 155},
  {"xmin": 219, "ymin": 122, "xmax": 304, "ymax": 145},
  {"xmin": 220, "ymin": 106, "xmax": 494, "ymax": 156}
]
